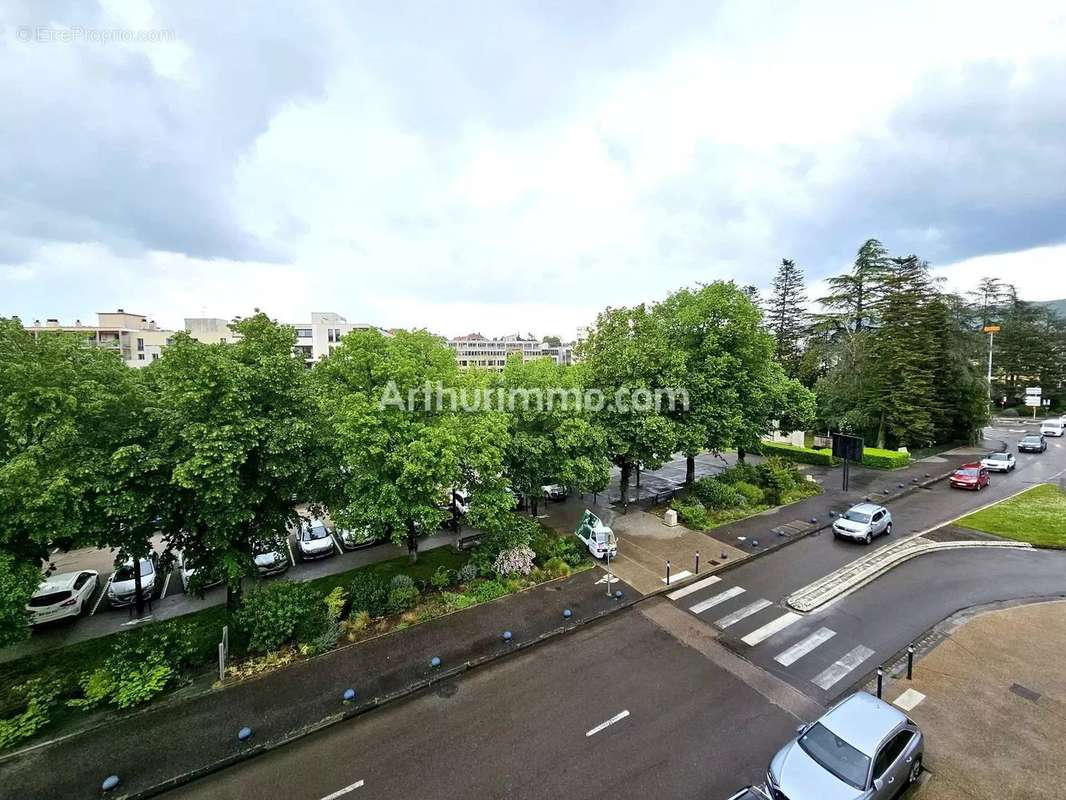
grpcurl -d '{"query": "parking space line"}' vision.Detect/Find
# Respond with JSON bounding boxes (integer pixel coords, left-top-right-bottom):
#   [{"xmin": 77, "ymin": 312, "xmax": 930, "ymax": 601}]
[
  {"xmin": 331, "ymin": 533, "xmax": 344, "ymax": 555},
  {"xmin": 586, "ymin": 709, "xmax": 630, "ymax": 737},
  {"xmin": 667, "ymin": 575, "xmax": 721, "ymax": 600},
  {"xmin": 320, "ymin": 779, "xmax": 364, "ymax": 800},
  {"xmin": 159, "ymin": 571, "xmax": 172, "ymax": 600},
  {"xmin": 689, "ymin": 586, "xmax": 745, "ymax": 614},
  {"xmin": 714, "ymin": 598, "xmax": 772, "ymax": 629},
  {"xmin": 812, "ymin": 645, "xmax": 875, "ymax": 690},
  {"xmin": 662, "ymin": 569, "xmax": 692, "ymax": 585},
  {"xmin": 775, "ymin": 627, "xmax": 836, "ymax": 666},
  {"xmin": 89, "ymin": 576, "xmax": 112, "ymax": 616},
  {"xmin": 741, "ymin": 612, "xmax": 801, "ymax": 646},
  {"xmin": 287, "ymin": 537, "xmax": 296, "ymax": 566}
]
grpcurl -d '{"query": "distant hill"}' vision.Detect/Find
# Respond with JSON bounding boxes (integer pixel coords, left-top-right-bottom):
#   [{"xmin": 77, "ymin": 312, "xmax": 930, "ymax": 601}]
[{"xmin": 1036, "ymin": 299, "xmax": 1066, "ymax": 317}]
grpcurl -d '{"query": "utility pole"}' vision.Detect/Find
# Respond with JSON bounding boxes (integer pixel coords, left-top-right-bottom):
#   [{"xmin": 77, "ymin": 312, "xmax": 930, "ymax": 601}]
[{"xmin": 983, "ymin": 325, "xmax": 1000, "ymax": 400}]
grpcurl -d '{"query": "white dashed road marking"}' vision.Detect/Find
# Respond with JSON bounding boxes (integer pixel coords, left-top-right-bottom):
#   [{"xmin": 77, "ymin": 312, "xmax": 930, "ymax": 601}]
[
  {"xmin": 812, "ymin": 645, "xmax": 876, "ymax": 690},
  {"xmin": 667, "ymin": 575, "xmax": 721, "ymax": 600},
  {"xmin": 715, "ymin": 599, "xmax": 773, "ymax": 629},
  {"xmin": 689, "ymin": 586, "xmax": 745, "ymax": 614},
  {"xmin": 893, "ymin": 689, "xmax": 926, "ymax": 711},
  {"xmin": 663, "ymin": 570, "xmax": 692, "ymax": 585},
  {"xmin": 320, "ymin": 780, "xmax": 364, "ymax": 800},
  {"xmin": 774, "ymin": 627, "xmax": 836, "ymax": 666},
  {"xmin": 741, "ymin": 612, "xmax": 802, "ymax": 646},
  {"xmin": 586, "ymin": 710, "xmax": 630, "ymax": 737}
]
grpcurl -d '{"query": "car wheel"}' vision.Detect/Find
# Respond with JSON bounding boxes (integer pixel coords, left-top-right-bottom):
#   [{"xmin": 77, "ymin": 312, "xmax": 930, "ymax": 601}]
[
  {"xmin": 885, "ymin": 522, "xmax": 893, "ymax": 535},
  {"xmin": 864, "ymin": 532, "xmax": 872, "ymax": 545},
  {"xmin": 908, "ymin": 755, "xmax": 923, "ymax": 784}
]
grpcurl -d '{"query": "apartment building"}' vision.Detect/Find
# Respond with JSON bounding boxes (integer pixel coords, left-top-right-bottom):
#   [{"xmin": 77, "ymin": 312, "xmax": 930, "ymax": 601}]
[
  {"xmin": 291, "ymin": 311, "xmax": 377, "ymax": 365},
  {"xmin": 24, "ymin": 310, "xmax": 177, "ymax": 367},
  {"xmin": 184, "ymin": 317, "xmax": 238, "ymax": 345},
  {"xmin": 448, "ymin": 333, "xmax": 575, "ymax": 370}
]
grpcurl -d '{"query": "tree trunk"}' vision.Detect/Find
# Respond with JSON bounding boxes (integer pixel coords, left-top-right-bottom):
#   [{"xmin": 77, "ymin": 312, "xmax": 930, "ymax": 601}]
[
  {"xmin": 685, "ymin": 454, "xmax": 696, "ymax": 486},
  {"xmin": 406, "ymin": 520, "xmax": 419, "ymax": 564},
  {"xmin": 530, "ymin": 495, "xmax": 539, "ymax": 517},
  {"xmin": 737, "ymin": 446, "xmax": 746, "ymax": 464},
  {"xmin": 226, "ymin": 580, "xmax": 243, "ymax": 613},
  {"xmin": 619, "ymin": 462, "xmax": 632, "ymax": 513},
  {"xmin": 876, "ymin": 412, "xmax": 887, "ymax": 450}
]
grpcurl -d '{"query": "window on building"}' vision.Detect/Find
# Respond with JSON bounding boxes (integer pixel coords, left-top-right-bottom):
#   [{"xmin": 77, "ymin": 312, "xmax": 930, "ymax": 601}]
[
  {"xmin": 137, "ymin": 353, "xmax": 145, "ymax": 361},
  {"xmin": 137, "ymin": 337, "xmax": 144, "ymax": 351},
  {"xmin": 295, "ymin": 328, "xmax": 312, "ymax": 338},
  {"xmin": 151, "ymin": 353, "xmax": 159, "ymax": 360}
]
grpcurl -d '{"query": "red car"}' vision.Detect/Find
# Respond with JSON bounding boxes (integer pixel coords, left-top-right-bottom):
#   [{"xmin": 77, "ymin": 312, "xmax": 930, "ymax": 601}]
[{"xmin": 950, "ymin": 463, "xmax": 990, "ymax": 490}]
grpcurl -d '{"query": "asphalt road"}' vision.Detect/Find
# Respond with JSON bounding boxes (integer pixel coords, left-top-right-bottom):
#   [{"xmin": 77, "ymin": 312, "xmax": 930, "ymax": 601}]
[{"xmin": 162, "ymin": 608, "xmax": 800, "ymax": 800}]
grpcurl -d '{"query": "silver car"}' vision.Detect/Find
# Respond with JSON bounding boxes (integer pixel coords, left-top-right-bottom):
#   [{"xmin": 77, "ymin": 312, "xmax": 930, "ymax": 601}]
[
  {"xmin": 832, "ymin": 503, "xmax": 892, "ymax": 545},
  {"xmin": 767, "ymin": 692, "xmax": 923, "ymax": 800}
]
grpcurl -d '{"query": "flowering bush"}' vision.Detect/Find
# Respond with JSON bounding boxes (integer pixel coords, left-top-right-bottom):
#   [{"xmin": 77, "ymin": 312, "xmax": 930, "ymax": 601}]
[{"xmin": 492, "ymin": 545, "xmax": 535, "ymax": 577}]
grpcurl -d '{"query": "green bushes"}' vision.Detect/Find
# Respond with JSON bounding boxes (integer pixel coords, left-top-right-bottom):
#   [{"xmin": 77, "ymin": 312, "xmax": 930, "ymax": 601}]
[
  {"xmin": 531, "ymin": 529, "xmax": 584, "ymax": 567},
  {"xmin": 672, "ymin": 501, "xmax": 709, "ymax": 529},
  {"xmin": 430, "ymin": 566, "xmax": 455, "ymax": 590},
  {"xmin": 348, "ymin": 572, "xmax": 389, "ymax": 618},
  {"xmin": 861, "ymin": 447, "xmax": 910, "ymax": 469},
  {"xmin": 542, "ymin": 557, "xmax": 572, "ymax": 579},
  {"xmin": 386, "ymin": 574, "xmax": 421, "ymax": 614},
  {"xmin": 0, "ymin": 680, "xmax": 59, "ymax": 749},
  {"xmin": 236, "ymin": 581, "xmax": 327, "ymax": 653},
  {"xmin": 692, "ymin": 477, "xmax": 745, "ymax": 509},
  {"xmin": 732, "ymin": 481, "xmax": 764, "ymax": 506},
  {"xmin": 468, "ymin": 579, "xmax": 509, "ymax": 603},
  {"xmin": 754, "ymin": 441, "xmax": 838, "ymax": 466},
  {"xmin": 457, "ymin": 563, "xmax": 479, "ymax": 584},
  {"xmin": 757, "ymin": 456, "xmax": 798, "ymax": 505}
]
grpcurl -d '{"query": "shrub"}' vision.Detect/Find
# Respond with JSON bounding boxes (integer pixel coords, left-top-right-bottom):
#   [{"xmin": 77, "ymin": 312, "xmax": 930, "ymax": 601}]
[
  {"xmin": 717, "ymin": 462, "xmax": 762, "ymax": 485},
  {"xmin": 692, "ymin": 477, "xmax": 745, "ymax": 509},
  {"xmin": 468, "ymin": 579, "xmax": 509, "ymax": 603},
  {"xmin": 390, "ymin": 574, "xmax": 415, "ymax": 591},
  {"xmin": 532, "ymin": 531, "xmax": 584, "ymax": 567},
  {"xmin": 732, "ymin": 480, "xmax": 765, "ymax": 506},
  {"xmin": 754, "ymin": 441, "xmax": 838, "ymax": 466},
  {"xmin": 236, "ymin": 581, "xmax": 325, "ymax": 653},
  {"xmin": 304, "ymin": 587, "xmax": 347, "ymax": 655},
  {"xmin": 493, "ymin": 545, "xmax": 535, "ymax": 577},
  {"xmin": 861, "ymin": 447, "xmax": 910, "ymax": 469},
  {"xmin": 457, "ymin": 563, "xmax": 478, "ymax": 584},
  {"xmin": 672, "ymin": 501, "xmax": 709, "ymax": 529},
  {"xmin": 542, "ymin": 556, "xmax": 571, "ymax": 579},
  {"xmin": 349, "ymin": 572, "xmax": 389, "ymax": 618},
  {"xmin": 342, "ymin": 610, "xmax": 371, "ymax": 639},
  {"xmin": 0, "ymin": 680, "xmax": 59, "ymax": 749},
  {"xmin": 439, "ymin": 592, "xmax": 476, "ymax": 612},
  {"xmin": 430, "ymin": 566, "xmax": 455, "ymax": 590},
  {"xmin": 757, "ymin": 457, "xmax": 799, "ymax": 505},
  {"xmin": 386, "ymin": 585, "xmax": 420, "ymax": 615}
]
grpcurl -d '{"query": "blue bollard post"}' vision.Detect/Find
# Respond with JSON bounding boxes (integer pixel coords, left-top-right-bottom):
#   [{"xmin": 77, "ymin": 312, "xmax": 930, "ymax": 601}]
[
  {"xmin": 563, "ymin": 608, "xmax": 572, "ymax": 619},
  {"xmin": 430, "ymin": 656, "xmax": 441, "ymax": 668},
  {"xmin": 343, "ymin": 688, "xmax": 356, "ymax": 702},
  {"xmin": 614, "ymin": 590, "xmax": 623, "ymax": 599},
  {"xmin": 238, "ymin": 727, "xmax": 252, "ymax": 742},
  {"xmin": 102, "ymin": 776, "xmax": 121, "ymax": 793},
  {"xmin": 502, "ymin": 630, "xmax": 513, "ymax": 642}
]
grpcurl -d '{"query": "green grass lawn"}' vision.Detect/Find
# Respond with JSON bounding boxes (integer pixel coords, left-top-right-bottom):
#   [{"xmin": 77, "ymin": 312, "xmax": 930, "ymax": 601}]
[{"xmin": 956, "ymin": 483, "xmax": 1066, "ymax": 547}]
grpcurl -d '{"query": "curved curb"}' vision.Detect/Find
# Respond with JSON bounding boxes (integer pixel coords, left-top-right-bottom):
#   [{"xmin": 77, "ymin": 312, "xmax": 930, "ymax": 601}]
[{"xmin": 786, "ymin": 537, "xmax": 1033, "ymax": 613}]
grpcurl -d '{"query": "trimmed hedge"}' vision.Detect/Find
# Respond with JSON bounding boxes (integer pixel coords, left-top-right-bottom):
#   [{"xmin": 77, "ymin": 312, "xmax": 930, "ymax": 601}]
[
  {"xmin": 861, "ymin": 447, "xmax": 910, "ymax": 469},
  {"xmin": 754, "ymin": 441, "xmax": 838, "ymax": 466}
]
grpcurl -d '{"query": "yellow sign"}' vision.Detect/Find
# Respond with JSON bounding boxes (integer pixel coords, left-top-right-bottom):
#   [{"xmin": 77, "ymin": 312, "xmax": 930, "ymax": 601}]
[{"xmin": 983, "ymin": 325, "xmax": 1001, "ymax": 333}]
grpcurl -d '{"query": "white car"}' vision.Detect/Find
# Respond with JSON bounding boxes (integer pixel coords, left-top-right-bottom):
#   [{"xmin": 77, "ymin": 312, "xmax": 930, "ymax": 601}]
[
  {"xmin": 338, "ymin": 525, "xmax": 383, "ymax": 550},
  {"xmin": 27, "ymin": 571, "xmax": 98, "ymax": 624},
  {"xmin": 177, "ymin": 551, "xmax": 223, "ymax": 592},
  {"xmin": 832, "ymin": 503, "xmax": 892, "ymax": 544},
  {"xmin": 297, "ymin": 518, "xmax": 337, "ymax": 560},
  {"xmin": 542, "ymin": 484, "xmax": 569, "ymax": 501},
  {"xmin": 107, "ymin": 556, "xmax": 158, "ymax": 607},
  {"xmin": 1040, "ymin": 418, "xmax": 1064, "ymax": 437},
  {"xmin": 252, "ymin": 538, "xmax": 289, "ymax": 576},
  {"xmin": 980, "ymin": 451, "xmax": 1016, "ymax": 472}
]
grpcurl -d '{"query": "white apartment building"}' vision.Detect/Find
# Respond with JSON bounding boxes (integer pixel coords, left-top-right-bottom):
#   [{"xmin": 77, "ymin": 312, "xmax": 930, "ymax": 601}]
[
  {"xmin": 448, "ymin": 333, "xmax": 576, "ymax": 370},
  {"xmin": 291, "ymin": 311, "xmax": 378, "ymax": 366},
  {"xmin": 25, "ymin": 310, "xmax": 177, "ymax": 367},
  {"xmin": 184, "ymin": 317, "xmax": 238, "ymax": 345}
]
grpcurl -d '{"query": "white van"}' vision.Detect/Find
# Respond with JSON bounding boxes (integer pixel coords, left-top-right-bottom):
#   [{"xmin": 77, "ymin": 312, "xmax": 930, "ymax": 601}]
[{"xmin": 1040, "ymin": 418, "xmax": 1065, "ymax": 437}]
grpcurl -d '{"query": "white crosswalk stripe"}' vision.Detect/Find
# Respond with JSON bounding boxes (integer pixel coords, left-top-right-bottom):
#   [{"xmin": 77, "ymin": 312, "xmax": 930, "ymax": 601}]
[
  {"xmin": 715, "ymin": 599, "xmax": 772, "ymax": 629},
  {"xmin": 774, "ymin": 627, "xmax": 836, "ymax": 666},
  {"xmin": 663, "ymin": 570, "xmax": 692, "ymax": 585},
  {"xmin": 689, "ymin": 586, "xmax": 745, "ymax": 614},
  {"xmin": 741, "ymin": 612, "xmax": 802, "ymax": 646},
  {"xmin": 812, "ymin": 645, "xmax": 875, "ymax": 690},
  {"xmin": 666, "ymin": 575, "xmax": 721, "ymax": 601}
]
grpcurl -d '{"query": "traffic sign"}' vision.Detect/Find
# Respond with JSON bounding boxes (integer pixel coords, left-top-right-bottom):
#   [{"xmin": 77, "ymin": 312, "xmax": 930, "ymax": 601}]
[
  {"xmin": 982, "ymin": 325, "xmax": 1001, "ymax": 333},
  {"xmin": 1024, "ymin": 396, "xmax": 1041, "ymax": 407},
  {"xmin": 1026, "ymin": 387, "xmax": 1042, "ymax": 396}
]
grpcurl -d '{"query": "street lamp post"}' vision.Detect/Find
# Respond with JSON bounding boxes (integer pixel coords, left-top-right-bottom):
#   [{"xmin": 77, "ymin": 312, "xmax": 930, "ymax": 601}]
[{"xmin": 983, "ymin": 325, "xmax": 1000, "ymax": 400}]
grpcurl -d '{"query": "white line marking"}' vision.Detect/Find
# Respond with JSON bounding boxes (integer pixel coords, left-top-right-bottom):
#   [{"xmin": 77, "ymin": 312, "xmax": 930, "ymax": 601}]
[
  {"xmin": 331, "ymin": 534, "xmax": 344, "ymax": 555},
  {"xmin": 286, "ymin": 538, "xmax": 296, "ymax": 566},
  {"xmin": 812, "ymin": 645, "xmax": 876, "ymax": 690},
  {"xmin": 120, "ymin": 615, "xmax": 154, "ymax": 627},
  {"xmin": 715, "ymin": 598, "xmax": 772, "ymax": 629},
  {"xmin": 585, "ymin": 709, "xmax": 630, "ymax": 737},
  {"xmin": 667, "ymin": 575, "xmax": 721, "ymax": 600},
  {"xmin": 893, "ymin": 689, "xmax": 926, "ymax": 711},
  {"xmin": 159, "ymin": 571, "xmax": 172, "ymax": 600},
  {"xmin": 775, "ymin": 627, "xmax": 836, "ymax": 666},
  {"xmin": 320, "ymin": 780, "xmax": 365, "ymax": 800},
  {"xmin": 741, "ymin": 612, "xmax": 802, "ymax": 646},
  {"xmin": 662, "ymin": 570, "xmax": 692, "ymax": 585},
  {"xmin": 689, "ymin": 586, "xmax": 745, "ymax": 614},
  {"xmin": 89, "ymin": 576, "xmax": 112, "ymax": 616}
]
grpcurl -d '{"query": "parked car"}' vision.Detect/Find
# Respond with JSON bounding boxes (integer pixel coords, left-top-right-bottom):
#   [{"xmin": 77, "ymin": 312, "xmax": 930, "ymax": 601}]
[
  {"xmin": 726, "ymin": 787, "xmax": 771, "ymax": 800},
  {"xmin": 177, "ymin": 551, "xmax": 223, "ymax": 592},
  {"xmin": 338, "ymin": 525, "xmax": 383, "ymax": 550},
  {"xmin": 949, "ymin": 463, "xmax": 990, "ymax": 491},
  {"xmin": 542, "ymin": 483, "xmax": 569, "ymax": 501},
  {"xmin": 832, "ymin": 503, "xmax": 892, "ymax": 545},
  {"xmin": 1018, "ymin": 434, "xmax": 1048, "ymax": 453},
  {"xmin": 980, "ymin": 451, "xmax": 1015, "ymax": 472},
  {"xmin": 297, "ymin": 517, "xmax": 337, "ymax": 560},
  {"xmin": 27, "ymin": 571, "xmax": 98, "ymax": 624},
  {"xmin": 252, "ymin": 537, "xmax": 290, "ymax": 577},
  {"xmin": 766, "ymin": 692, "xmax": 923, "ymax": 800},
  {"xmin": 107, "ymin": 554, "xmax": 158, "ymax": 607},
  {"xmin": 1040, "ymin": 418, "xmax": 1064, "ymax": 437}
]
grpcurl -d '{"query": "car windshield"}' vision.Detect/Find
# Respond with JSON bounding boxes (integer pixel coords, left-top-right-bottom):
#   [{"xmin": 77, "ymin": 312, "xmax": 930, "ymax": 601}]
[
  {"xmin": 957, "ymin": 468, "xmax": 980, "ymax": 477},
  {"xmin": 301, "ymin": 524, "xmax": 330, "ymax": 541},
  {"xmin": 1023, "ymin": 436, "xmax": 1042, "ymax": 443},
  {"xmin": 114, "ymin": 559, "xmax": 153, "ymax": 581},
  {"xmin": 843, "ymin": 510, "xmax": 872, "ymax": 523},
  {"xmin": 29, "ymin": 590, "xmax": 72, "ymax": 607},
  {"xmin": 798, "ymin": 722, "xmax": 871, "ymax": 790},
  {"xmin": 988, "ymin": 453, "xmax": 1008, "ymax": 460}
]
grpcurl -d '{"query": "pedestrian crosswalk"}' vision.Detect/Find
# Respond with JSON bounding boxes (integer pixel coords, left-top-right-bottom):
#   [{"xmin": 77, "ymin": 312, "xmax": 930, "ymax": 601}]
[{"xmin": 668, "ymin": 573, "xmax": 879, "ymax": 696}]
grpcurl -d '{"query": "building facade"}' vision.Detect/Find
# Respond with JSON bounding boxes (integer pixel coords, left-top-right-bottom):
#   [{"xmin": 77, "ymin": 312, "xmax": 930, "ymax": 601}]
[
  {"xmin": 448, "ymin": 333, "xmax": 576, "ymax": 370},
  {"xmin": 183, "ymin": 317, "xmax": 238, "ymax": 345},
  {"xmin": 291, "ymin": 311, "xmax": 377, "ymax": 366},
  {"xmin": 25, "ymin": 310, "xmax": 177, "ymax": 367}
]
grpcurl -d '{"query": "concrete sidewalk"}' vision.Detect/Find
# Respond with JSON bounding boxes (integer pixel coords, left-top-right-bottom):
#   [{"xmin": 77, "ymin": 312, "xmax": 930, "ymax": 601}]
[
  {"xmin": 885, "ymin": 600, "xmax": 1066, "ymax": 800},
  {"xmin": 0, "ymin": 569, "xmax": 638, "ymax": 800}
]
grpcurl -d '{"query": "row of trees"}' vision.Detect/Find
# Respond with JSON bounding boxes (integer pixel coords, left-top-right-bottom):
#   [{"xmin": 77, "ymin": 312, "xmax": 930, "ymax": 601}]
[
  {"xmin": 758, "ymin": 239, "xmax": 1060, "ymax": 449},
  {"xmin": 0, "ymin": 281, "xmax": 812, "ymax": 645}
]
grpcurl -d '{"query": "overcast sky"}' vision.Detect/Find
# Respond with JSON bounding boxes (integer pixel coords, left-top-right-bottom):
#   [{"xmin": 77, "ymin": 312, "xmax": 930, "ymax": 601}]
[{"xmin": 3, "ymin": 1, "xmax": 1066, "ymax": 338}]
